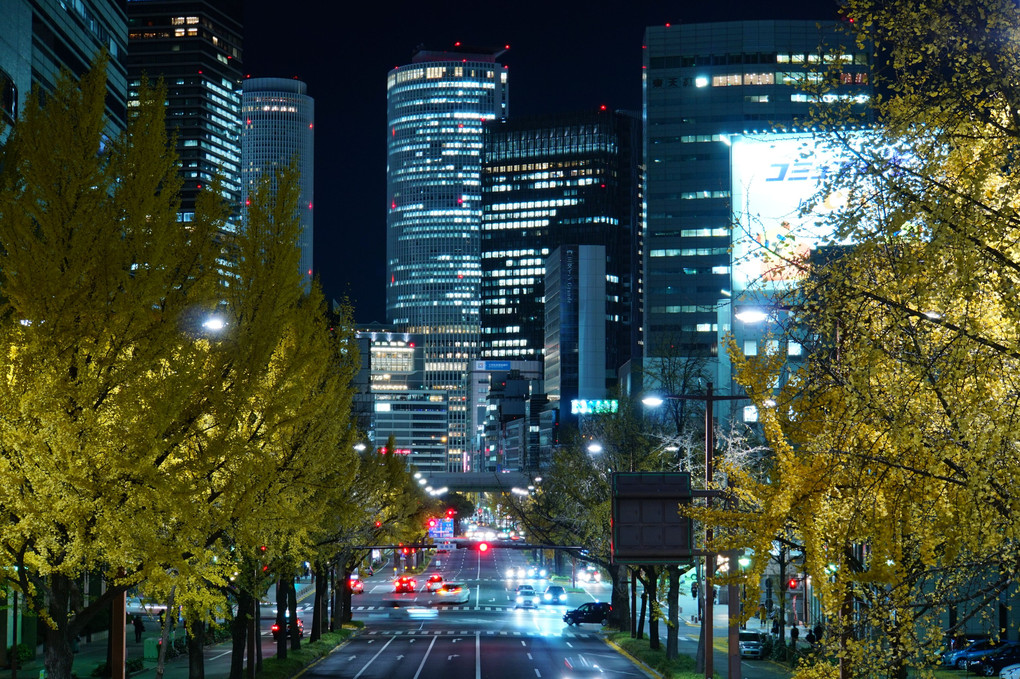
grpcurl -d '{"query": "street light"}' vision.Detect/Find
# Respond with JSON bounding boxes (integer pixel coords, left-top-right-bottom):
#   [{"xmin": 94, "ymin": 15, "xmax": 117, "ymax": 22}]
[{"xmin": 643, "ymin": 382, "xmax": 749, "ymax": 679}]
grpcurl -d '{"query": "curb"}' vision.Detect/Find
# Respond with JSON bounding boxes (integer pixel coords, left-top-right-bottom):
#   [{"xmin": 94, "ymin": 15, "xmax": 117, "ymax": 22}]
[{"xmin": 600, "ymin": 633, "xmax": 662, "ymax": 679}]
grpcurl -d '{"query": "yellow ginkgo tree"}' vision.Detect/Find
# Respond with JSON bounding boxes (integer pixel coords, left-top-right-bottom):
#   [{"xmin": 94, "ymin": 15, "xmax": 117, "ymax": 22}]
[{"xmin": 690, "ymin": 0, "xmax": 1020, "ymax": 677}]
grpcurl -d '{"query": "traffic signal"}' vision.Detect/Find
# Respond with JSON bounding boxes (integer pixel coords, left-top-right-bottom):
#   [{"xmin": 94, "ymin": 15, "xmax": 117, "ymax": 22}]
[
  {"xmin": 477, "ymin": 542, "xmax": 490, "ymax": 553},
  {"xmin": 446, "ymin": 508, "xmax": 456, "ymax": 518},
  {"xmin": 788, "ymin": 578, "xmax": 800, "ymax": 591},
  {"xmin": 427, "ymin": 518, "xmax": 438, "ymax": 529}
]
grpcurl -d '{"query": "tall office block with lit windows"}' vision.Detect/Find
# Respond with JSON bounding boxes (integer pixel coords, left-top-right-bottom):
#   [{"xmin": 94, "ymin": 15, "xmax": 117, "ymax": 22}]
[
  {"xmin": 126, "ymin": 0, "xmax": 243, "ymax": 226},
  {"xmin": 386, "ymin": 45, "xmax": 509, "ymax": 471},
  {"xmin": 642, "ymin": 20, "xmax": 871, "ymax": 366},
  {"xmin": 0, "ymin": 0, "xmax": 128, "ymax": 139},
  {"xmin": 241, "ymin": 77, "xmax": 314, "ymax": 290},
  {"xmin": 480, "ymin": 109, "xmax": 642, "ymax": 399}
]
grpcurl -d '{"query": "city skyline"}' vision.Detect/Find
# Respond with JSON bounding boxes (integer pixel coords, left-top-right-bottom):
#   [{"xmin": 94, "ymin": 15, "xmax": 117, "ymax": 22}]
[{"xmin": 242, "ymin": 0, "xmax": 843, "ymax": 323}]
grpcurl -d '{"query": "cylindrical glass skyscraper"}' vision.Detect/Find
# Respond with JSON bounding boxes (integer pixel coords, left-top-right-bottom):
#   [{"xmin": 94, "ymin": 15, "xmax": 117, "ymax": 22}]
[
  {"xmin": 241, "ymin": 76, "xmax": 314, "ymax": 289},
  {"xmin": 386, "ymin": 46, "xmax": 508, "ymax": 470}
]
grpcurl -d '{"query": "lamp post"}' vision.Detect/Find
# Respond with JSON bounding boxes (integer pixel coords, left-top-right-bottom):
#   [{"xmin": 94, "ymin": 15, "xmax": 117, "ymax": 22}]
[{"xmin": 643, "ymin": 382, "xmax": 748, "ymax": 679}]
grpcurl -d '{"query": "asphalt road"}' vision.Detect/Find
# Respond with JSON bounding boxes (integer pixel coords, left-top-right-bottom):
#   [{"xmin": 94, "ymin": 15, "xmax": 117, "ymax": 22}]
[{"xmin": 331, "ymin": 546, "xmax": 644, "ymax": 678}]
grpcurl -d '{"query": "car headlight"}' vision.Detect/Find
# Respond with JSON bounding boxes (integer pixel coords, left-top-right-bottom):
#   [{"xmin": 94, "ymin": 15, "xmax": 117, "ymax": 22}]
[
  {"xmin": 539, "ymin": 569, "xmax": 547, "ymax": 578},
  {"xmin": 516, "ymin": 596, "xmax": 523, "ymax": 602},
  {"xmin": 544, "ymin": 593, "xmax": 551, "ymax": 600}
]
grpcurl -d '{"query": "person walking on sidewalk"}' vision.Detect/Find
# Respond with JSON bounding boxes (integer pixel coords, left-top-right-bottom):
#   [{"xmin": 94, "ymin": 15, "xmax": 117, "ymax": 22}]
[{"xmin": 133, "ymin": 615, "xmax": 145, "ymax": 643}]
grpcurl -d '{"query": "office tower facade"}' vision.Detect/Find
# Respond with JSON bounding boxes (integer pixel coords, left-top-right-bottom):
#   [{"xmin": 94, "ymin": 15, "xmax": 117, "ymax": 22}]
[
  {"xmin": 352, "ymin": 324, "xmax": 449, "ymax": 473},
  {"xmin": 126, "ymin": 0, "xmax": 243, "ymax": 226},
  {"xmin": 480, "ymin": 110, "xmax": 642, "ymax": 373},
  {"xmin": 386, "ymin": 45, "xmax": 509, "ymax": 471},
  {"xmin": 0, "ymin": 0, "xmax": 128, "ymax": 137},
  {"xmin": 240, "ymin": 77, "xmax": 314, "ymax": 289},
  {"xmin": 642, "ymin": 20, "xmax": 872, "ymax": 366}
]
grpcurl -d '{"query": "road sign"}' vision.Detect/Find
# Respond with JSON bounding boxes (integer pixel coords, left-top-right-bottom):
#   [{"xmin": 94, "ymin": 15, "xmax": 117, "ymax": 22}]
[{"xmin": 611, "ymin": 472, "xmax": 693, "ymax": 564}]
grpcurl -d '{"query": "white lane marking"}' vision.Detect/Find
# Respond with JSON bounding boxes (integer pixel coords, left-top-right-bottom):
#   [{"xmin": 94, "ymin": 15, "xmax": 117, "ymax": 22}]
[
  {"xmin": 476, "ymin": 632, "xmax": 482, "ymax": 679},
  {"xmin": 353, "ymin": 636, "xmax": 395, "ymax": 679}
]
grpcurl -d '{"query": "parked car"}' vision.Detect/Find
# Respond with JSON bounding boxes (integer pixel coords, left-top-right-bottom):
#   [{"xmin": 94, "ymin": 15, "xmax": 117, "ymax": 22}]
[
  {"xmin": 514, "ymin": 584, "xmax": 538, "ymax": 608},
  {"xmin": 967, "ymin": 642, "xmax": 1020, "ymax": 676},
  {"xmin": 542, "ymin": 585, "xmax": 567, "ymax": 604},
  {"xmin": 563, "ymin": 602, "xmax": 612, "ymax": 626},
  {"xmin": 434, "ymin": 583, "xmax": 470, "ymax": 605},
  {"xmin": 945, "ymin": 640, "xmax": 1008, "ymax": 670},
  {"xmin": 1000, "ymin": 662, "xmax": 1020, "ymax": 678},
  {"xmin": 270, "ymin": 618, "xmax": 303, "ymax": 640},
  {"xmin": 739, "ymin": 631, "xmax": 766, "ymax": 659}
]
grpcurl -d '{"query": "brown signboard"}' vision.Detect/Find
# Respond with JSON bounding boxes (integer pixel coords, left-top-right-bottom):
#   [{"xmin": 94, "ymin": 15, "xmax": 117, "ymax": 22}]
[{"xmin": 611, "ymin": 472, "xmax": 693, "ymax": 564}]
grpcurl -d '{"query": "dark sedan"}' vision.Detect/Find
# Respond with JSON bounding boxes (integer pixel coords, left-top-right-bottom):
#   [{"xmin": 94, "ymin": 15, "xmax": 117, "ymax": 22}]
[{"xmin": 966, "ymin": 641, "xmax": 1020, "ymax": 676}]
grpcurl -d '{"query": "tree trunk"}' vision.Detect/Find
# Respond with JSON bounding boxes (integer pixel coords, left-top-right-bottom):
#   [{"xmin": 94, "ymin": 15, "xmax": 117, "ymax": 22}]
[
  {"xmin": 287, "ymin": 577, "xmax": 300, "ymax": 651},
  {"xmin": 645, "ymin": 567, "xmax": 660, "ymax": 651},
  {"xmin": 187, "ymin": 618, "xmax": 206, "ymax": 679},
  {"xmin": 638, "ymin": 591, "xmax": 647, "ymax": 640},
  {"xmin": 311, "ymin": 567, "xmax": 325, "ymax": 642},
  {"xmin": 607, "ymin": 563, "xmax": 630, "ymax": 629},
  {"xmin": 44, "ymin": 574, "xmax": 75, "ymax": 679},
  {"xmin": 330, "ymin": 565, "xmax": 340, "ymax": 632},
  {"xmin": 156, "ymin": 587, "xmax": 177, "ymax": 679},
  {"xmin": 275, "ymin": 579, "xmax": 287, "ymax": 660},
  {"xmin": 666, "ymin": 565, "xmax": 680, "ymax": 659},
  {"xmin": 255, "ymin": 598, "xmax": 263, "ymax": 672},
  {"xmin": 228, "ymin": 589, "xmax": 250, "ymax": 679}
]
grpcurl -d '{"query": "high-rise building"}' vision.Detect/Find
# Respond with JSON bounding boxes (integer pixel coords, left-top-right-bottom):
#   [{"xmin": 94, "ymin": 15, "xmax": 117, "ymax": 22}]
[
  {"xmin": 642, "ymin": 20, "xmax": 872, "ymax": 367},
  {"xmin": 240, "ymin": 76, "xmax": 314, "ymax": 289},
  {"xmin": 352, "ymin": 324, "xmax": 449, "ymax": 473},
  {"xmin": 480, "ymin": 109, "xmax": 642, "ymax": 378},
  {"xmin": 0, "ymin": 0, "xmax": 128, "ymax": 138},
  {"xmin": 386, "ymin": 45, "xmax": 509, "ymax": 471},
  {"xmin": 478, "ymin": 110, "xmax": 642, "ymax": 469},
  {"xmin": 126, "ymin": 0, "xmax": 243, "ymax": 227}
]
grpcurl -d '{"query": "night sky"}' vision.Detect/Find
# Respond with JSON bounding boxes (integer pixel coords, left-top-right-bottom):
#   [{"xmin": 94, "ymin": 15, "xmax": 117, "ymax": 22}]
[{"xmin": 242, "ymin": 0, "xmax": 841, "ymax": 324}]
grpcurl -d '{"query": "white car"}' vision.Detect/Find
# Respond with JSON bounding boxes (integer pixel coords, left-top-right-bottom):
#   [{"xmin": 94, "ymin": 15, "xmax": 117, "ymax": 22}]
[
  {"xmin": 1000, "ymin": 663, "xmax": 1020, "ymax": 678},
  {"xmin": 434, "ymin": 583, "xmax": 470, "ymax": 605},
  {"xmin": 514, "ymin": 584, "xmax": 538, "ymax": 608}
]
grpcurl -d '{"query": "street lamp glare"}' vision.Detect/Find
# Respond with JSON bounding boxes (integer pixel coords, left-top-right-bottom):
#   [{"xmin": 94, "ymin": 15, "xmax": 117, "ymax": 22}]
[
  {"xmin": 735, "ymin": 309, "xmax": 769, "ymax": 323},
  {"xmin": 587, "ymin": 442, "xmax": 603, "ymax": 454},
  {"xmin": 641, "ymin": 396, "xmax": 664, "ymax": 407},
  {"xmin": 202, "ymin": 316, "xmax": 226, "ymax": 331}
]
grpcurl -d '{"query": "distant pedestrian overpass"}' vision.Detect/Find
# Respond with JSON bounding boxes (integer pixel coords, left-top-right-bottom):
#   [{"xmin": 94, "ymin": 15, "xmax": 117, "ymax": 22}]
[{"xmin": 415, "ymin": 471, "xmax": 537, "ymax": 493}]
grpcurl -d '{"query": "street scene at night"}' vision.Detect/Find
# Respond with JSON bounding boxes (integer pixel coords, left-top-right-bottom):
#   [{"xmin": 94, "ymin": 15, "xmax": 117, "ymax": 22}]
[{"xmin": 2, "ymin": 1, "xmax": 1020, "ymax": 679}]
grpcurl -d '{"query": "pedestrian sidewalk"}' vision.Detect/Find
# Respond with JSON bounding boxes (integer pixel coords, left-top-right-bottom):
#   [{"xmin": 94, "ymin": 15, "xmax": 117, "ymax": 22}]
[{"xmin": 18, "ymin": 628, "xmax": 224, "ymax": 679}]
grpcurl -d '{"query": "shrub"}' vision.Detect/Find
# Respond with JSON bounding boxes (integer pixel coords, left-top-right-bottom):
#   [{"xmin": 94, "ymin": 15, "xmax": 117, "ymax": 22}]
[{"xmin": 7, "ymin": 644, "xmax": 33, "ymax": 667}]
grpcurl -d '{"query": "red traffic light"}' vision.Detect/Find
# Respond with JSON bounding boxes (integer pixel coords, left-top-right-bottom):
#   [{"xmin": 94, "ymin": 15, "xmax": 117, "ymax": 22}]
[
  {"xmin": 788, "ymin": 578, "xmax": 798, "ymax": 589},
  {"xmin": 427, "ymin": 518, "xmax": 438, "ymax": 529},
  {"xmin": 446, "ymin": 508, "xmax": 455, "ymax": 517},
  {"xmin": 477, "ymin": 542, "xmax": 489, "ymax": 552}
]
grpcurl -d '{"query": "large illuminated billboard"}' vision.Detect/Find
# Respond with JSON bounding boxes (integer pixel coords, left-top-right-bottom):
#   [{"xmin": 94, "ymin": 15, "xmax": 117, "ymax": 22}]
[{"xmin": 730, "ymin": 132, "xmax": 864, "ymax": 293}]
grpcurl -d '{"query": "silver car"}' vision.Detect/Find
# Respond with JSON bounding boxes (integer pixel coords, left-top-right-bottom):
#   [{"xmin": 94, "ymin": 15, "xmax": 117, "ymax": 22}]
[{"xmin": 514, "ymin": 584, "xmax": 537, "ymax": 608}]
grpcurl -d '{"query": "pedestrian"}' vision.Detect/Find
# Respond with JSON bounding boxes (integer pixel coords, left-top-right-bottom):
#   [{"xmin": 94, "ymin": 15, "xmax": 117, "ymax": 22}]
[
  {"xmin": 758, "ymin": 604, "xmax": 767, "ymax": 627},
  {"xmin": 132, "ymin": 615, "xmax": 145, "ymax": 643},
  {"xmin": 805, "ymin": 629, "xmax": 816, "ymax": 645},
  {"xmin": 813, "ymin": 623, "xmax": 824, "ymax": 641},
  {"xmin": 790, "ymin": 625, "xmax": 799, "ymax": 646},
  {"xmin": 771, "ymin": 619, "xmax": 779, "ymax": 637},
  {"xmin": 690, "ymin": 582, "xmax": 698, "ymax": 599}
]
